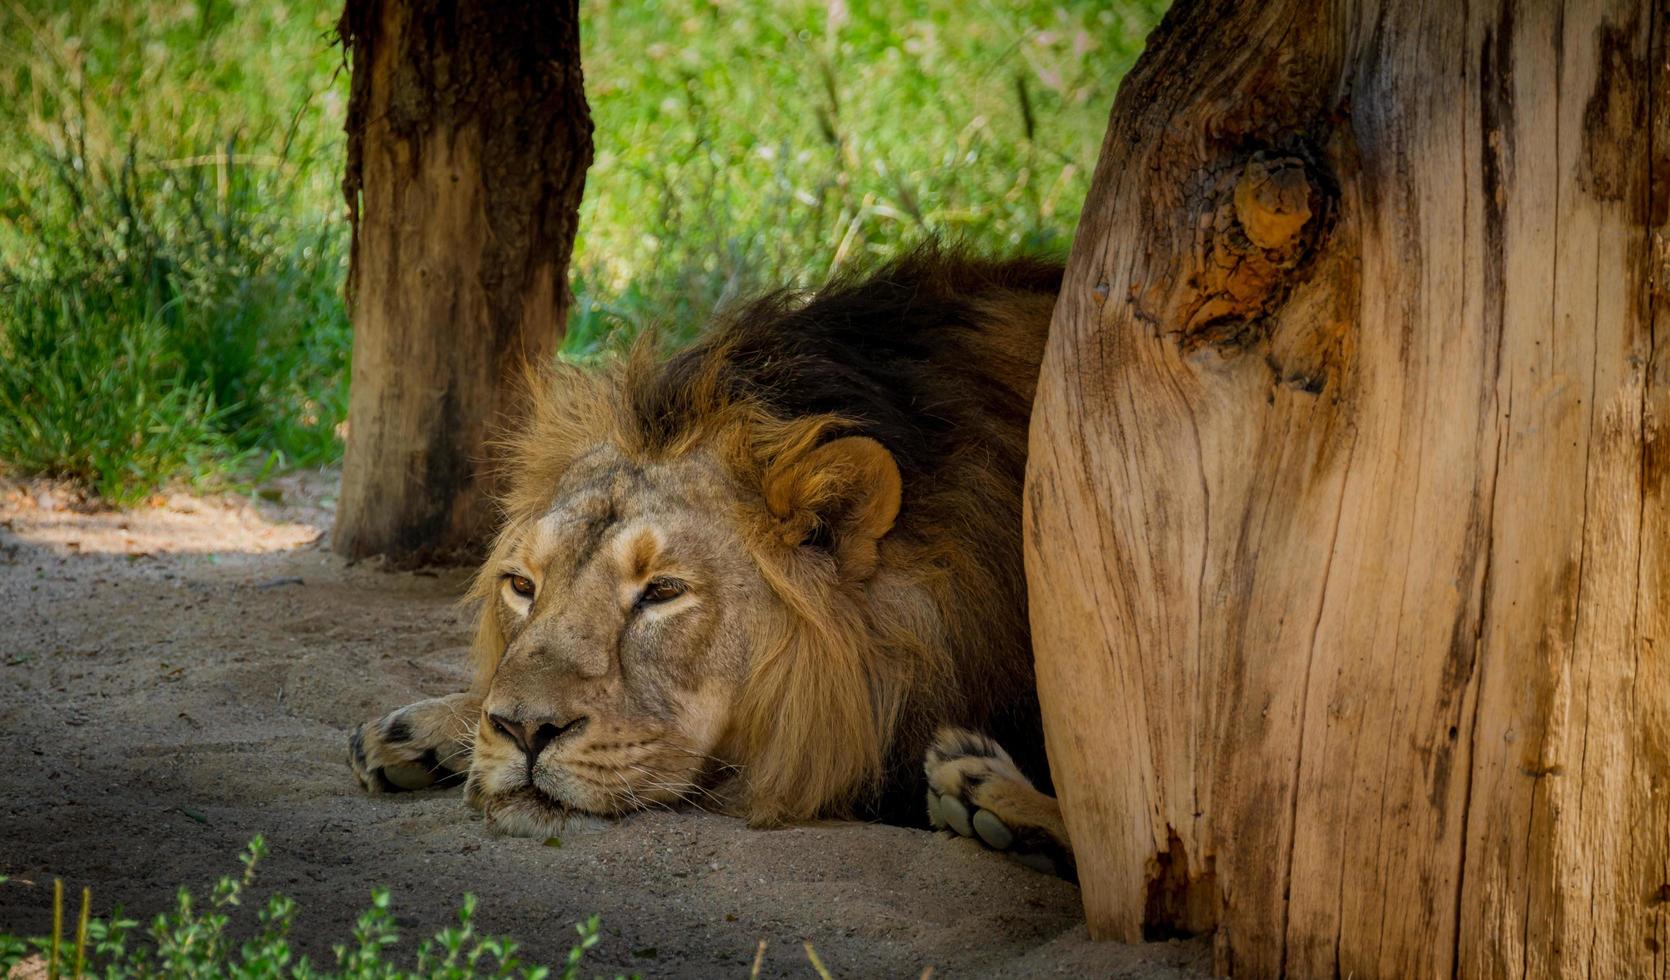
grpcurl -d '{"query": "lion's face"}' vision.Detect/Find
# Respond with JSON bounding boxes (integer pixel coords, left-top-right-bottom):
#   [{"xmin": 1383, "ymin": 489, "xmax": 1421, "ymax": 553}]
[
  {"xmin": 466, "ymin": 445, "xmax": 771, "ymax": 836},
  {"xmin": 465, "ymin": 422, "xmax": 904, "ymax": 835}
]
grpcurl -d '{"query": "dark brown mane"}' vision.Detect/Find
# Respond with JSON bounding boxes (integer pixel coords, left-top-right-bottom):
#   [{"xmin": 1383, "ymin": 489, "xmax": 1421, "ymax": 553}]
[
  {"xmin": 486, "ymin": 244, "xmax": 1064, "ymax": 822},
  {"xmin": 629, "ymin": 244, "xmax": 1063, "ymax": 487}
]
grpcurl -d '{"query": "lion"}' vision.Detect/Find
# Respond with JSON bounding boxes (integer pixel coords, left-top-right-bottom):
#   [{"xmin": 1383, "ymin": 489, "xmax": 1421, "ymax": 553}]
[{"xmin": 348, "ymin": 246, "xmax": 1075, "ymax": 879}]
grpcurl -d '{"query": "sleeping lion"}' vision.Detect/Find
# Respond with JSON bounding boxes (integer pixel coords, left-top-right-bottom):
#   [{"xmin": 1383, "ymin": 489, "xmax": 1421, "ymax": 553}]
[{"xmin": 349, "ymin": 247, "xmax": 1075, "ymax": 879}]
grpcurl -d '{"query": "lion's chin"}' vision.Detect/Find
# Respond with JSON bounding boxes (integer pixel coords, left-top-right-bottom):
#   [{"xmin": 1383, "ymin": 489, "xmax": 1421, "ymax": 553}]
[
  {"xmin": 480, "ymin": 786, "xmax": 571, "ymax": 837},
  {"xmin": 481, "ymin": 786, "xmax": 616, "ymax": 838}
]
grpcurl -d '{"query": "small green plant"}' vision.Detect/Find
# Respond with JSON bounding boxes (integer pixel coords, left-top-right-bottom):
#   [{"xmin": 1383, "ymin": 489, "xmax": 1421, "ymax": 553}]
[{"xmin": 0, "ymin": 837, "xmax": 611, "ymax": 980}]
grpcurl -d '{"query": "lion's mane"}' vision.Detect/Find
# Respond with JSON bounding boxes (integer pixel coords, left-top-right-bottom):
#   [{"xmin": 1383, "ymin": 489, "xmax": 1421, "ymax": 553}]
[{"xmin": 468, "ymin": 245, "xmax": 1063, "ymax": 825}]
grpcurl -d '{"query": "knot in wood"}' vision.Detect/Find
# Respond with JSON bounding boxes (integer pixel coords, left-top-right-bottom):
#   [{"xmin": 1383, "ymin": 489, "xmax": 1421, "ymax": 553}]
[
  {"xmin": 1133, "ymin": 147, "xmax": 1330, "ymax": 357},
  {"xmin": 1233, "ymin": 155, "xmax": 1313, "ymax": 250}
]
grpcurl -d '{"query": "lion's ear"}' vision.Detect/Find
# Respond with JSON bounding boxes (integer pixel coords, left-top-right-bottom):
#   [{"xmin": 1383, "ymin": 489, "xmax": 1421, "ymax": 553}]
[{"xmin": 761, "ymin": 436, "xmax": 901, "ymax": 579}]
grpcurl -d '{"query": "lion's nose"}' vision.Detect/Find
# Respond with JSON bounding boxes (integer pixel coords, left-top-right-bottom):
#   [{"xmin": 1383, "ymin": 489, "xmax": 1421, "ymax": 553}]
[{"xmin": 488, "ymin": 712, "xmax": 589, "ymax": 761}]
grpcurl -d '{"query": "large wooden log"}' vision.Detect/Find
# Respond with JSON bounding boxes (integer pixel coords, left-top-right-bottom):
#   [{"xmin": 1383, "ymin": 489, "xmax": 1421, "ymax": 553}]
[
  {"xmin": 1025, "ymin": 0, "xmax": 1666, "ymax": 975},
  {"xmin": 334, "ymin": 0, "xmax": 592, "ymax": 564}
]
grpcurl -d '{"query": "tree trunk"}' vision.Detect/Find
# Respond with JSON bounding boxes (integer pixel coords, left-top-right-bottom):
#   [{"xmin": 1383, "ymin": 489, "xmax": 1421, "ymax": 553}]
[
  {"xmin": 1025, "ymin": 0, "xmax": 1665, "ymax": 975},
  {"xmin": 334, "ymin": 0, "xmax": 592, "ymax": 564}
]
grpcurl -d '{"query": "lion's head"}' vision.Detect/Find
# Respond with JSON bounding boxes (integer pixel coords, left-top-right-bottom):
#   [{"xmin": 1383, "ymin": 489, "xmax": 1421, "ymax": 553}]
[
  {"xmin": 462, "ymin": 351, "xmax": 938, "ymax": 837},
  {"xmin": 460, "ymin": 250, "xmax": 1057, "ymax": 837}
]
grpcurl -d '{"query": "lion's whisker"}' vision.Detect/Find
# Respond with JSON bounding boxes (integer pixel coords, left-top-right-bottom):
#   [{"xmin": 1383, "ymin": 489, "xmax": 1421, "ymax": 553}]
[
  {"xmin": 615, "ymin": 772, "xmax": 676, "ymax": 814},
  {"xmin": 624, "ymin": 764, "xmax": 727, "ymax": 814},
  {"xmin": 660, "ymin": 746, "xmax": 745, "ymax": 774},
  {"xmin": 640, "ymin": 770, "xmax": 727, "ymax": 807},
  {"xmin": 642, "ymin": 780, "xmax": 719, "ymax": 814},
  {"xmin": 611, "ymin": 767, "xmax": 688, "ymax": 811}
]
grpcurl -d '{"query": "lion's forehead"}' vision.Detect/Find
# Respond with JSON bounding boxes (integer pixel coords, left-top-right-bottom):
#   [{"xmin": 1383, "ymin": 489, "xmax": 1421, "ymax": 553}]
[{"xmin": 521, "ymin": 453, "xmax": 734, "ymax": 583}]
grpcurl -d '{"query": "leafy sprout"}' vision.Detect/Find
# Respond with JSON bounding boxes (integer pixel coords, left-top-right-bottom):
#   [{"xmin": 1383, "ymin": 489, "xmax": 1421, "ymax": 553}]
[{"xmin": 0, "ymin": 837, "xmax": 619, "ymax": 980}]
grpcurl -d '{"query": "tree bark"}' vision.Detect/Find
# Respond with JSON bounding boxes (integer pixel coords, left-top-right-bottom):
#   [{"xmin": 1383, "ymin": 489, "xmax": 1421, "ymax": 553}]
[
  {"xmin": 334, "ymin": 0, "xmax": 592, "ymax": 564},
  {"xmin": 1025, "ymin": 0, "xmax": 1666, "ymax": 975}
]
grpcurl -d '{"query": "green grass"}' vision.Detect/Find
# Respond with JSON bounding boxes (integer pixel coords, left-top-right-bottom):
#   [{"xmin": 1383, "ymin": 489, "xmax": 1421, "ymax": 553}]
[
  {"xmin": 0, "ymin": 0, "xmax": 1165, "ymax": 500},
  {"xmin": 567, "ymin": 0, "xmax": 1164, "ymax": 353},
  {"xmin": 0, "ymin": 837, "xmax": 614, "ymax": 979},
  {"xmin": 0, "ymin": 0, "xmax": 350, "ymax": 501}
]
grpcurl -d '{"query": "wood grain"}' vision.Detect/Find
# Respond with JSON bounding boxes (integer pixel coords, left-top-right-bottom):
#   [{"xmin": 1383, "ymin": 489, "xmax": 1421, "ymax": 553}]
[{"xmin": 1024, "ymin": 0, "xmax": 1667, "ymax": 974}]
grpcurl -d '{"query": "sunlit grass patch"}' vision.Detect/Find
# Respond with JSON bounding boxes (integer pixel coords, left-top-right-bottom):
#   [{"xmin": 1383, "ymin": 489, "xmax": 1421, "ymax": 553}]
[
  {"xmin": 0, "ymin": 0, "xmax": 349, "ymax": 499},
  {"xmin": 0, "ymin": 0, "xmax": 1167, "ymax": 499},
  {"xmin": 568, "ymin": 0, "xmax": 1165, "ymax": 349}
]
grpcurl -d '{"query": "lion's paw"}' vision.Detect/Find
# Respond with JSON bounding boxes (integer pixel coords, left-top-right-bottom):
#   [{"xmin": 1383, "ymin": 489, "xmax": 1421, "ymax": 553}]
[
  {"xmin": 348, "ymin": 693, "xmax": 478, "ymax": 794},
  {"xmin": 924, "ymin": 727, "xmax": 1076, "ymax": 882}
]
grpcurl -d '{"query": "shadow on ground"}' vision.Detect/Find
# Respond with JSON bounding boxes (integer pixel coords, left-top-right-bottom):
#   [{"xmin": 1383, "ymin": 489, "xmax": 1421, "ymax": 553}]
[{"xmin": 0, "ymin": 477, "xmax": 1207, "ymax": 978}]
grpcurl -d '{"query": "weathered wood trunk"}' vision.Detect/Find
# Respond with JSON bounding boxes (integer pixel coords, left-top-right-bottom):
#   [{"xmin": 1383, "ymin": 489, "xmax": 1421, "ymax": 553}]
[
  {"xmin": 1025, "ymin": 0, "xmax": 1666, "ymax": 975},
  {"xmin": 334, "ymin": 0, "xmax": 592, "ymax": 563}
]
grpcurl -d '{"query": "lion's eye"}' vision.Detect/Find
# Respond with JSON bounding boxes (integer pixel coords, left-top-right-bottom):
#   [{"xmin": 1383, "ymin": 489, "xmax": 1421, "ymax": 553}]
[
  {"xmin": 637, "ymin": 577, "xmax": 687, "ymax": 607},
  {"xmin": 506, "ymin": 574, "xmax": 536, "ymax": 599}
]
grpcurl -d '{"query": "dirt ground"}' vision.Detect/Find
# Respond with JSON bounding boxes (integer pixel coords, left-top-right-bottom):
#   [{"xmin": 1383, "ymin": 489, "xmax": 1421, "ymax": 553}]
[{"xmin": 0, "ymin": 475, "xmax": 1207, "ymax": 978}]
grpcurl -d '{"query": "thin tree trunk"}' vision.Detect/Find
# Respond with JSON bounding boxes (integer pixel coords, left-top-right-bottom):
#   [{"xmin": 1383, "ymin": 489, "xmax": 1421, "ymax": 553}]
[
  {"xmin": 1025, "ymin": 0, "xmax": 1666, "ymax": 975},
  {"xmin": 334, "ymin": 0, "xmax": 592, "ymax": 564}
]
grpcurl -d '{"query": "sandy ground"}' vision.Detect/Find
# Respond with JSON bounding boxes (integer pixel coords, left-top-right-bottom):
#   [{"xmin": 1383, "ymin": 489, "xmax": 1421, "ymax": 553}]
[{"xmin": 0, "ymin": 475, "xmax": 1208, "ymax": 978}]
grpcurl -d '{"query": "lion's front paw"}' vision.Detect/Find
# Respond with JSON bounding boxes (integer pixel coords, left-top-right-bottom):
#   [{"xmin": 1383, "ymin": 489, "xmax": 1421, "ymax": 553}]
[
  {"xmin": 924, "ymin": 727, "xmax": 1076, "ymax": 882},
  {"xmin": 348, "ymin": 693, "xmax": 478, "ymax": 794}
]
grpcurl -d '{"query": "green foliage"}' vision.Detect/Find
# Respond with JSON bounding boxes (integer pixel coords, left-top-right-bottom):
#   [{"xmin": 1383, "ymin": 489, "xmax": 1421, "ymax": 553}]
[
  {"xmin": 0, "ymin": 0, "xmax": 350, "ymax": 499},
  {"xmin": 0, "ymin": 292, "xmax": 231, "ymax": 502},
  {"xmin": 567, "ymin": 0, "xmax": 1165, "ymax": 354},
  {"xmin": 0, "ymin": 837, "xmax": 615, "ymax": 980},
  {"xmin": 0, "ymin": 0, "xmax": 1165, "ymax": 498}
]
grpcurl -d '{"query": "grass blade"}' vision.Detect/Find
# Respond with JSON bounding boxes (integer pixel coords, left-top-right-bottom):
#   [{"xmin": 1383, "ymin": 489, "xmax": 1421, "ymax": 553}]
[
  {"xmin": 73, "ymin": 887, "xmax": 89, "ymax": 979},
  {"xmin": 48, "ymin": 878, "xmax": 61, "ymax": 980},
  {"xmin": 804, "ymin": 941, "xmax": 834, "ymax": 980}
]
